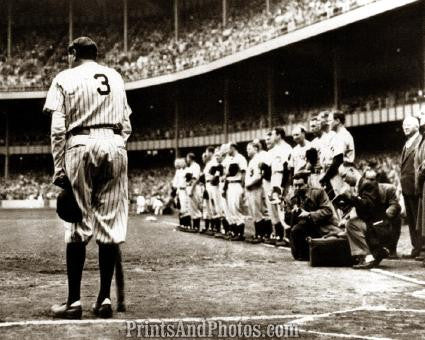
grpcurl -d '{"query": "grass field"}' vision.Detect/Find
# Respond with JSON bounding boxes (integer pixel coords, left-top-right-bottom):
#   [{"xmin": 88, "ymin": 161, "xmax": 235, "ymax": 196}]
[{"xmin": 1, "ymin": 209, "xmax": 425, "ymax": 339}]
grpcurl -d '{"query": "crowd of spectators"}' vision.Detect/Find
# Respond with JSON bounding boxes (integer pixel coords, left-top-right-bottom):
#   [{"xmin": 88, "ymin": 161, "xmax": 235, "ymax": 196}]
[
  {"xmin": 128, "ymin": 167, "xmax": 174, "ymax": 214},
  {"xmin": 0, "ymin": 0, "xmax": 375, "ymax": 91},
  {"xmin": 0, "ymin": 150, "xmax": 401, "ymax": 205},
  {"xmin": 0, "ymin": 167, "xmax": 174, "ymax": 205},
  {"xmin": 0, "ymin": 172, "xmax": 61, "ymax": 200}
]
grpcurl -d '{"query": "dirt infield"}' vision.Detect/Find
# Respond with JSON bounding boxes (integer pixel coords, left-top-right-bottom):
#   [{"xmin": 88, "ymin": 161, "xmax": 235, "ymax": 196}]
[{"xmin": 0, "ymin": 209, "xmax": 424, "ymax": 339}]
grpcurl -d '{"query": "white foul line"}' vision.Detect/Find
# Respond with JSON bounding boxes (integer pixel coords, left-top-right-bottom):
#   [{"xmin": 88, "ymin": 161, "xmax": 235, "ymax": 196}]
[
  {"xmin": 0, "ymin": 313, "xmax": 306, "ymax": 328},
  {"xmin": 371, "ymin": 268, "xmax": 425, "ymax": 286},
  {"xmin": 289, "ymin": 307, "xmax": 364, "ymax": 325},
  {"xmin": 2, "ymin": 305, "xmax": 425, "ymax": 340},
  {"xmin": 299, "ymin": 329, "xmax": 392, "ymax": 340}
]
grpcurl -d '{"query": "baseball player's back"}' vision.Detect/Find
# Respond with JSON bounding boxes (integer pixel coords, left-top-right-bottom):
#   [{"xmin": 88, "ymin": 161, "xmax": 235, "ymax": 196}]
[
  {"xmin": 46, "ymin": 37, "xmax": 132, "ymax": 320},
  {"xmin": 49, "ymin": 61, "xmax": 131, "ymax": 135}
]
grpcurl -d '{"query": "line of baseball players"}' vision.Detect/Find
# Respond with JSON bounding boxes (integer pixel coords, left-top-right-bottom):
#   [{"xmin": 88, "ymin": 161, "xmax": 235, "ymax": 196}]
[{"xmin": 171, "ymin": 110, "xmax": 355, "ymax": 247}]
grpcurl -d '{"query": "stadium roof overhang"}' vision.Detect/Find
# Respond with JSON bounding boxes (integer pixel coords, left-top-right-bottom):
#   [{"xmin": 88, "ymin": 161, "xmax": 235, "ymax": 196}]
[{"xmin": 0, "ymin": 0, "xmax": 420, "ymax": 101}]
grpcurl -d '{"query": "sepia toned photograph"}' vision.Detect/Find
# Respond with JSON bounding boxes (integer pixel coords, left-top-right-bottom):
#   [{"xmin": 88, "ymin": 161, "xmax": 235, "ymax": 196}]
[{"xmin": 0, "ymin": 0, "xmax": 424, "ymax": 338}]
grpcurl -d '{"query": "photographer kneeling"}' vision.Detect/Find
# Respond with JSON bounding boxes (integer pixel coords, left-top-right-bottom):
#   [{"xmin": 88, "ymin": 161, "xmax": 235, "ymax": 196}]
[
  {"xmin": 336, "ymin": 163, "xmax": 391, "ymax": 269},
  {"xmin": 285, "ymin": 171, "xmax": 341, "ymax": 261}
]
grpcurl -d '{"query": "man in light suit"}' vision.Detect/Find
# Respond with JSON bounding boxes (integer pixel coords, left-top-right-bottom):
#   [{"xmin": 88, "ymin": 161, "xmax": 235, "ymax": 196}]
[{"xmin": 400, "ymin": 117, "xmax": 422, "ymax": 258}]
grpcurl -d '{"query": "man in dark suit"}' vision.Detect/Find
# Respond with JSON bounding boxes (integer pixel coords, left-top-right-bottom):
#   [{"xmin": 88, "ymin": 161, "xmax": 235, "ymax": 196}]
[
  {"xmin": 400, "ymin": 117, "xmax": 421, "ymax": 258},
  {"xmin": 285, "ymin": 171, "xmax": 341, "ymax": 261},
  {"xmin": 377, "ymin": 182, "xmax": 402, "ymax": 258},
  {"xmin": 337, "ymin": 163, "xmax": 389, "ymax": 269}
]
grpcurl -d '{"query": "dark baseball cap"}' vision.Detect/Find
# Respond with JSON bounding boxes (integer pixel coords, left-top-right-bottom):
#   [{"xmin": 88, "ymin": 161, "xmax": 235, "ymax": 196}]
[{"xmin": 68, "ymin": 36, "xmax": 98, "ymax": 60}]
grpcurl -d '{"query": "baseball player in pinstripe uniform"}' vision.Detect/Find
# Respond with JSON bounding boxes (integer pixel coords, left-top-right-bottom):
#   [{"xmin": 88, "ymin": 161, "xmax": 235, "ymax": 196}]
[
  {"xmin": 264, "ymin": 128, "xmax": 292, "ymax": 247},
  {"xmin": 308, "ymin": 116, "xmax": 324, "ymax": 188},
  {"xmin": 203, "ymin": 146, "xmax": 223, "ymax": 235},
  {"xmin": 245, "ymin": 141, "xmax": 267, "ymax": 243},
  {"xmin": 216, "ymin": 144, "xmax": 233, "ymax": 238},
  {"xmin": 289, "ymin": 125, "xmax": 311, "ymax": 174},
  {"xmin": 222, "ymin": 143, "xmax": 247, "ymax": 241},
  {"xmin": 172, "ymin": 158, "xmax": 191, "ymax": 230},
  {"xmin": 324, "ymin": 111, "xmax": 355, "ymax": 196},
  {"xmin": 185, "ymin": 153, "xmax": 203, "ymax": 232},
  {"xmin": 200, "ymin": 149, "xmax": 212, "ymax": 234},
  {"xmin": 45, "ymin": 37, "xmax": 132, "ymax": 319},
  {"xmin": 255, "ymin": 137, "xmax": 273, "ymax": 241}
]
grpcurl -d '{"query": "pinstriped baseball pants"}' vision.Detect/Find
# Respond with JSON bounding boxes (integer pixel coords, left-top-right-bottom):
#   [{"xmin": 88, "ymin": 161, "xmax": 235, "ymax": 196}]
[
  {"xmin": 64, "ymin": 130, "xmax": 128, "ymax": 244},
  {"xmin": 187, "ymin": 184, "xmax": 203, "ymax": 219},
  {"xmin": 246, "ymin": 187, "xmax": 265, "ymax": 223}
]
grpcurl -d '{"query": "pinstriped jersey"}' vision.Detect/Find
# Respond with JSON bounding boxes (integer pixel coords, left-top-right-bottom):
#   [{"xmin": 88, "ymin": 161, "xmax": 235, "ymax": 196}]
[
  {"xmin": 289, "ymin": 140, "xmax": 311, "ymax": 173},
  {"xmin": 186, "ymin": 162, "xmax": 201, "ymax": 180},
  {"xmin": 43, "ymin": 61, "xmax": 132, "ymax": 142},
  {"xmin": 172, "ymin": 168, "xmax": 187, "ymax": 189},
  {"xmin": 223, "ymin": 153, "xmax": 247, "ymax": 181},
  {"xmin": 245, "ymin": 153, "xmax": 262, "ymax": 189}
]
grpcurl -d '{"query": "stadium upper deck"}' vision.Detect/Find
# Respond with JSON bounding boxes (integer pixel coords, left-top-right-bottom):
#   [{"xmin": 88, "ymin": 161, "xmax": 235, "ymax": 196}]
[
  {"xmin": 1, "ymin": 0, "xmax": 425, "ymax": 179},
  {"xmin": 0, "ymin": 0, "xmax": 415, "ymax": 97}
]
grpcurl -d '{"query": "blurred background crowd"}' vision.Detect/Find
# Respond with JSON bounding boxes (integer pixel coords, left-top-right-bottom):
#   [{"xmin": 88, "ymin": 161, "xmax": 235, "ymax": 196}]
[
  {"xmin": 0, "ymin": 0, "xmax": 374, "ymax": 91},
  {"xmin": 0, "ymin": 151, "xmax": 401, "ymax": 212}
]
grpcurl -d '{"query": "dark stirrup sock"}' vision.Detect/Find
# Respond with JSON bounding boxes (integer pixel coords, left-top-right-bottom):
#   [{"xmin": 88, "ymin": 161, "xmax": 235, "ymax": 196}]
[
  {"xmin": 204, "ymin": 219, "xmax": 210, "ymax": 230},
  {"xmin": 66, "ymin": 242, "xmax": 86, "ymax": 305},
  {"xmin": 97, "ymin": 243, "xmax": 118, "ymax": 304},
  {"xmin": 115, "ymin": 246, "xmax": 125, "ymax": 304}
]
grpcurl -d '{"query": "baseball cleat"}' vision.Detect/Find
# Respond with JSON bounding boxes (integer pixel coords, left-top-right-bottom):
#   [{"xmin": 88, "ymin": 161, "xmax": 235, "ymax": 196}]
[
  {"xmin": 263, "ymin": 238, "xmax": 276, "ymax": 245},
  {"xmin": 51, "ymin": 302, "xmax": 82, "ymax": 319},
  {"xmin": 214, "ymin": 232, "xmax": 225, "ymax": 238},
  {"xmin": 275, "ymin": 237, "xmax": 290, "ymax": 247},
  {"xmin": 223, "ymin": 233, "xmax": 233, "ymax": 240},
  {"xmin": 92, "ymin": 298, "xmax": 113, "ymax": 318},
  {"xmin": 230, "ymin": 234, "xmax": 245, "ymax": 241},
  {"xmin": 249, "ymin": 237, "xmax": 263, "ymax": 244}
]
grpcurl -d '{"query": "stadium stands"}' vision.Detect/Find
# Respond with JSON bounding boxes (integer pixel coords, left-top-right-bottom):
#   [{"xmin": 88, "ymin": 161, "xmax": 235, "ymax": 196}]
[
  {"xmin": 2, "ymin": 85, "xmax": 422, "ymax": 146},
  {"xmin": 0, "ymin": 0, "xmax": 375, "ymax": 91},
  {"xmin": 0, "ymin": 150, "xmax": 400, "ymax": 201},
  {"xmin": 0, "ymin": 167, "xmax": 173, "ymax": 204}
]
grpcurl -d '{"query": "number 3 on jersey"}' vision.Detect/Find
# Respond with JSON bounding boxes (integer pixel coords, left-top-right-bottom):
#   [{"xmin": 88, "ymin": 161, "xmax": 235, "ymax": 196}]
[{"xmin": 94, "ymin": 74, "xmax": 111, "ymax": 95}]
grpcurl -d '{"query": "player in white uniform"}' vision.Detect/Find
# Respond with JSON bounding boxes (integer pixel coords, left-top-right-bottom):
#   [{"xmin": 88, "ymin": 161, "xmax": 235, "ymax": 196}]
[
  {"xmin": 289, "ymin": 125, "xmax": 311, "ymax": 174},
  {"xmin": 203, "ymin": 146, "xmax": 223, "ymax": 235},
  {"xmin": 45, "ymin": 37, "xmax": 132, "ymax": 319},
  {"xmin": 245, "ymin": 142, "xmax": 267, "ymax": 243},
  {"xmin": 308, "ymin": 116, "xmax": 325, "ymax": 188},
  {"xmin": 319, "ymin": 111, "xmax": 353, "ymax": 197},
  {"xmin": 264, "ymin": 128, "xmax": 292, "ymax": 246},
  {"xmin": 172, "ymin": 158, "xmax": 191, "ymax": 230},
  {"xmin": 253, "ymin": 138, "xmax": 273, "ymax": 240},
  {"xmin": 332, "ymin": 111, "xmax": 355, "ymax": 163},
  {"xmin": 223, "ymin": 143, "xmax": 248, "ymax": 241},
  {"xmin": 185, "ymin": 153, "xmax": 203, "ymax": 231},
  {"xmin": 213, "ymin": 146, "xmax": 231, "ymax": 238},
  {"xmin": 200, "ymin": 147, "xmax": 213, "ymax": 234},
  {"xmin": 309, "ymin": 112, "xmax": 338, "ymax": 198}
]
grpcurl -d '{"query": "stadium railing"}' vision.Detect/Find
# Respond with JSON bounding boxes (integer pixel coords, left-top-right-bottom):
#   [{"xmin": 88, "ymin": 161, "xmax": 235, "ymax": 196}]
[{"xmin": 1, "ymin": 93, "xmax": 423, "ymax": 154}]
